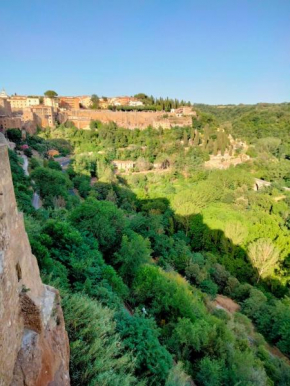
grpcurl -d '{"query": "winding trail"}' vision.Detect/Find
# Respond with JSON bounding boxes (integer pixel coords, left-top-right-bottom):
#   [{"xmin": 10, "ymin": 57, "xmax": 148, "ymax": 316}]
[
  {"xmin": 32, "ymin": 192, "xmax": 40, "ymax": 210},
  {"xmin": 20, "ymin": 153, "xmax": 41, "ymax": 210},
  {"xmin": 21, "ymin": 154, "xmax": 29, "ymax": 176}
]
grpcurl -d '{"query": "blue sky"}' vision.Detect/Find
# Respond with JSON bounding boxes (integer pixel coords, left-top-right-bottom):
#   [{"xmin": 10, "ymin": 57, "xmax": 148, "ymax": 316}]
[{"xmin": 0, "ymin": 0, "xmax": 289, "ymax": 104}]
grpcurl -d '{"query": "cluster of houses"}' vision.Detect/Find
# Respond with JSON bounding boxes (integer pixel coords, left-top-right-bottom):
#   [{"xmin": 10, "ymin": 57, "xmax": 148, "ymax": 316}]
[
  {"xmin": 0, "ymin": 89, "xmax": 147, "ymax": 133},
  {"xmin": 0, "ymin": 87, "xmax": 196, "ymax": 133},
  {"xmin": 103, "ymin": 96, "xmax": 144, "ymax": 108}
]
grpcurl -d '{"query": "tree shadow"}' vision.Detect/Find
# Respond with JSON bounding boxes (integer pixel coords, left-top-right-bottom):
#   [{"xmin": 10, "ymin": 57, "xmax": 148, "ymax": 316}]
[
  {"xmin": 88, "ymin": 177, "xmax": 289, "ymax": 298},
  {"xmin": 23, "ymin": 157, "xmax": 290, "ymax": 363},
  {"xmin": 174, "ymin": 212, "xmax": 288, "ymax": 297},
  {"xmin": 31, "ymin": 159, "xmax": 289, "ymax": 299}
]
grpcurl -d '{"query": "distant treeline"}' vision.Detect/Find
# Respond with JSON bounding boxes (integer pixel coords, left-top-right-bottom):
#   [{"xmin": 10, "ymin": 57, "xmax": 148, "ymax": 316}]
[
  {"xmin": 106, "ymin": 93, "xmax": 192, "ymax": 112},
  {"xmin": 108, "ymin": 104, "xmax": 161, "ymax": 112},
  {"xmin": 135, "ymin": 93, "xmax": 192, "ymax": 111}
]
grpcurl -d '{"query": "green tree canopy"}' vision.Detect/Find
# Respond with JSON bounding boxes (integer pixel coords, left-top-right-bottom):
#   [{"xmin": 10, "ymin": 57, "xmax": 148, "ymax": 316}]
[
  {"xmin": 114, "ymin": 232, "xmax": 152, "ymax": 284},
  {"xmin": 44, "ymin": 90, "xmax": 58, "ymax": 98},
  {"xmin": 69, "ymin": 198, "xmax": 126, "ymax": 254},
  {"xmin": 248, "ymin": 238, "xmax": 280, "ymax": 282}
]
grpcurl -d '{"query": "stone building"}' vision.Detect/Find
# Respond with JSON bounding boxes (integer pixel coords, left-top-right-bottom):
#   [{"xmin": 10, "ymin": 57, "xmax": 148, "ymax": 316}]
[
  {"xmin": 8, "ymin": 96, "xmax": 27, "ymax": 110},
  {"xmin": 171, "ymin": 106, "xmax": 197, "ymax": 116},
  {"xmin": 0, "ymin": 89, "xmax": 12, "ymax": 116},
  {"xmin": 0, "ymin": 91, "xmax": 23, "ymax": 132},
  {"xmin": 26, "ymin": 96, "xmax": 40, "ymax": 106},
  {"xmin": 99, "ymin": 98, "xmax": 109, "ymax": 109},
  {"xmin": 0, "ymin": 116, "xmax": 22, "ymax": 132},
  {"xmin": 112, "ymin": 159, "xmax": 135, "ymax": 171},
  {"xmin": 79, "ymin": 96, "xmax": 92, "ymax": 108},
  {"xmin": 129, "ymin": 99, "xmax": 143, "ymax": 107},
  {"xmin": 8, "ymin": 96, "xmax": 40, "ymax": 110},
  {"xmin": 109, "ymin": 96, "xmax": 129, "ymax": 106},
  {"xmin": 29, "ymin": 105, "xmax": 56, "ymax": 127},
  {"xmin": 23, "ymin": 107, "xmax": 36, "ymax": 122},
  {"xmin": 59, "ymin": 96, "xmax": 80, "ymax": 110},
  {"xmin": 108, "ymin": 96, "xmax": 143, "ymax": 107},
  {"xmin": 22, "ymin": 108, "xmax": 38, "ymax": 134},
  {"xmin": 44, "ymin": 97, "xmax": 59, "ymax": 108}
]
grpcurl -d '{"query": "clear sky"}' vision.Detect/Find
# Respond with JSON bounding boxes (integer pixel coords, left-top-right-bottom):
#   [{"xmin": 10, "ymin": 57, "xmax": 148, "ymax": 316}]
[{"xmin": 0, "ymin": 0, "xmax": 289, "ymax": 104}]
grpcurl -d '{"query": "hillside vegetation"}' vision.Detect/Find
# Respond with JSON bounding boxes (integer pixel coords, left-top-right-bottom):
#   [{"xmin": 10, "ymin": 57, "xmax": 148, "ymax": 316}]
[{"xmin": 7, "ymin": 102, "xmax": 290, "ymax": 385}]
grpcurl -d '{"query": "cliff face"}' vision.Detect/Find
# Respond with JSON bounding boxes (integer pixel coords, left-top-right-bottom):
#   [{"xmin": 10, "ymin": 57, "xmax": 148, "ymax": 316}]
[
  {"xmin": 0, "ymin": 142, "xmax": 70, "ymax": 386},
  {"xmin": 60, "ymin": 109, "xmax": 192, "ymax": 129}
]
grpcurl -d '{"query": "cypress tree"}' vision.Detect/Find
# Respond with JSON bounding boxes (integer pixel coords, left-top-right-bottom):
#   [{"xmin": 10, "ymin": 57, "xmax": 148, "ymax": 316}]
[
  {"xmin": 190, "ymin": 128, "xmax": 195, "ymax": 141},
  {"xmin": 193, "ymin": 131, "xmax": 200, "ymax": 146},
  {"xmin": 213, "ymin": 140, "xmax": 218, "ymax": 156},
  {"xmin": 217, "ymin": 132, "xmax": 222, "ymax": 151},
  {"xmin": 208, "ymin": 138, "xmax": 214, "ymax": 153},
  {"xmin": 183, "ymin": 131, "xmax": 188, "ymax": 146}
]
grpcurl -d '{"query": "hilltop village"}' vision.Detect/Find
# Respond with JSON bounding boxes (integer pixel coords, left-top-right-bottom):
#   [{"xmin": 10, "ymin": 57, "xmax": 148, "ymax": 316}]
[
  {"xmin": 0, "ymin": 90, "xmax": 195, "ymax": 133},
  {"xmin": 0, "ymin": 89, "xmax": 251, "ymax": 172}
]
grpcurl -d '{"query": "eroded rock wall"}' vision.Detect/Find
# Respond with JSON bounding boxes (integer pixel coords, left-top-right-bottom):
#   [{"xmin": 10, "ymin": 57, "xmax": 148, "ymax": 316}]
[
  {"xmin": 0, "ymin": 143, "xmax": 70, "ymax": 386},
  {"xmin": 61, "ymin": 109, "xmax": 192, "ymax": 129}
]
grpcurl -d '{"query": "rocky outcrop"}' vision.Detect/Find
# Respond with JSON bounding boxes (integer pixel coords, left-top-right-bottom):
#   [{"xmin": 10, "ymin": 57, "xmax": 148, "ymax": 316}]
[{"xmin": 0, "ymin": 140, "xmax": 70, "ymax": 386}]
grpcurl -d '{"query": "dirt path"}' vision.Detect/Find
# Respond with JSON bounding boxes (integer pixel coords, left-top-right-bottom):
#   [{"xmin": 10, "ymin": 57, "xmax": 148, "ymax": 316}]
[
  {"xmin": 212, "ymin": 294, "xmax": 290, "ymax": 364},
  {"xmin": 213, "ymin": 295, "xmax": 240, "ymax": 313},
  {"xmin": 266, "ymin": 344, "xmax": 290, "ymax": 365},
  {"xmin": 118, "ymin": 168, "xmax": 171, "ymax": 176}
]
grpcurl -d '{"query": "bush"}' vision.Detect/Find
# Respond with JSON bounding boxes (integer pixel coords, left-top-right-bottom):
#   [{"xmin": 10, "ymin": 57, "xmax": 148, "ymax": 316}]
[
  {"xmin": 24, "ymin": 147, "xmax": 33, "ymax": 158},
  {"xmin": 31, "ymin": 167, "xmax": 72, "ymax": 207},
  {"xmin": 69, "ymin": 198, "xmax": 126, "ymax": 254},
  {"xmin": 63, "ymin": 293, "xmax": 143, "ymax": 386},
  {"xmin": 116, "ymin": 311, "xmax": 173, "ymax": 384},
  {"xmin": 6, "ymin": 128, "xmax": 22, "ymax": 144},
  {"xmin": 200, "ymin": 279, "xmax": 218, "ymax": 298}
]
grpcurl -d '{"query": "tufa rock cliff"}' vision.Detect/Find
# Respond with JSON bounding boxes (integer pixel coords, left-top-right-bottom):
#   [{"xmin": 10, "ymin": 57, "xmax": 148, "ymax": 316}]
[
  {"xmin": 59, "ymin": 109, "xmax": 192, "ymax": 129},
  {"xmin": 0, "ymin": 140, "xmax": 70, "ymax": 386}
]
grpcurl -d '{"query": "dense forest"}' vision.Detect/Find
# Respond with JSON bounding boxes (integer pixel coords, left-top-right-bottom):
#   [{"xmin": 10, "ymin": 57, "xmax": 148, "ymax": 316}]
[{"xmin": 6, "ymin": 102, "xmax": 290, "ymax": 385}]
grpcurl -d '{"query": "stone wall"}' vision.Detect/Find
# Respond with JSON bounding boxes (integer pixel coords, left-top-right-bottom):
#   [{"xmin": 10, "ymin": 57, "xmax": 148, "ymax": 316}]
[
  {"xmin": 0, "ymin": 117, "xmax": 22, "ymax": 132},
  {"xmin": 0, "ymin": 98, "xmax": 12, "ymax": 116},
  {"xmin": 62, "ymin": 109, "xmax": 192, "ymax": 129},
  {"xmin": 0, "ymin": 142, "xmax": 70, "ymax": 386}
]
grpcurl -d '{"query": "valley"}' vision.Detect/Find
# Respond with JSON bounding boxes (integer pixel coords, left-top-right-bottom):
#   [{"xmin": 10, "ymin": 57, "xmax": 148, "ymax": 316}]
[{"xmin": 3, "ymin": 101, "xmax": 290, "ymax": 385}]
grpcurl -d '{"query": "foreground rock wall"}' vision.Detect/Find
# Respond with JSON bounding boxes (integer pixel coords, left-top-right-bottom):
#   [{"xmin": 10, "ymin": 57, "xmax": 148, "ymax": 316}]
[{"xmin": 0, "ymin": 143, "xmax": 70, "ymax": 386}]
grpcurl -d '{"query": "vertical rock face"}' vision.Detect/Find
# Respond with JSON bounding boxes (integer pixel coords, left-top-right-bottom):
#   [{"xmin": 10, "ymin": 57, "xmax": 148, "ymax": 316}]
[{"xmin": 0, "ymin": 143, "xmax": 70, "ymax": 386}]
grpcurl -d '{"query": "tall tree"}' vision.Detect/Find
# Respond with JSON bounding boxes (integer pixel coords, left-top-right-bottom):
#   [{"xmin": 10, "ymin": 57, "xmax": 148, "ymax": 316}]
[
  {"xmin": 248, "ymin": 238, "xmax": 280, "ymax": 282},
  {"xmin": 193, "ymin": 131, "xmax": 200, "ymax": 146},
  {"xmin": 114, "ymin": 232, "xmax": 151, "ymax": 284},
  {"xmin": 91, "ymin": 94, "xmax": 100, "ymax": 109},
  {"xmin": 213, "ymin": 140, "xmax": 218, "ymax": 156},
  {"xmin": 44, "ymin": 90, "xmax": 58, "ymax": 98},
  {"xmin": 183, "ymin": 131, "xmax": 188, "ymax": 146}
]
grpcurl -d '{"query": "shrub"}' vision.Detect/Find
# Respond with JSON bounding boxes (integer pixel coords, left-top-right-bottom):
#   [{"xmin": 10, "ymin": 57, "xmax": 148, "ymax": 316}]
[{"xmin": 62, "ymin": 293, "xmax": 143, "ymax": 386}]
